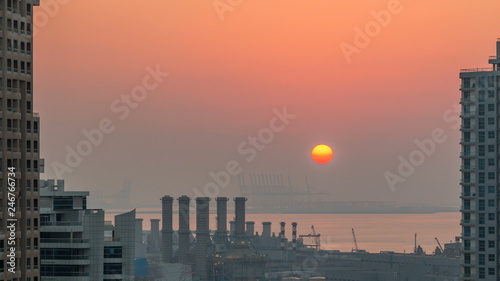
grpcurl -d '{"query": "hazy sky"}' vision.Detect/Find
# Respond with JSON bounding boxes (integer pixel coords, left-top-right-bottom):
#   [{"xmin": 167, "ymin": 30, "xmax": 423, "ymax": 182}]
[{"xmin": 35, "ymin": 0, "xmax": 500, "ymax": 208}]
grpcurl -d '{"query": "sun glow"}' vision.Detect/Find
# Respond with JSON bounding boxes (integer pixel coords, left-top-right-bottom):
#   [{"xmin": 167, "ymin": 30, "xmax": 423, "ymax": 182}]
[{"xmin": 311, "ymin": 144, "xmax": 334, "ymax": 164}]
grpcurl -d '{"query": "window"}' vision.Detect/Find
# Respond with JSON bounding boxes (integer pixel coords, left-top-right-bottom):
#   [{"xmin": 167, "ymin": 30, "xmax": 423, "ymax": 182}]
[
  {"xmin": 479, "ymin": 254, "xmax": 485, "ymax": 265},
  {"xmin": 53, "ymin": 197, "xmax": 73, "ymax": 210},
  {"xmin": 479, "ymin": 172, "xmax": 485, "ymax": 184},
  {"xmin": 463, "ymin": 78, "xmax": 472, "ymax": 88},
  {"xmin": 478, "ymin": 118, "xmax": 485, "ymax": 129},
  {"xmin": 103, "ymin": 263, "xmax": 122, "ymax": 275},
  {"xmin": 464, "ymin": 173, "xmax": 471, "ymax": 183},
  {"xmin": 479, "ymin": 200, "xmax": 485, "ymax": 211},
  {"xmin": 488, "ymin": 268, "xmax": 495, "ymax": 276},
  {"xmin": 488, "ymin": 240, "xmax": 495, "ymax": 248},
  {"xmin": 479, "ymin": 77, "xmax": 486, "ymax": 88},
  {"xmin": 488, "ymin": 104, "xmax": 494, "ymax": 112},
  {"xmin": 488, "ymin": 131, "xmax": 495, "ymax": 139},
  {"xmin": 488, "ymin": 199, "xmax": 495, "ymax": 207},
  {"xmin": 479, "ymin": 144, "xmax": 485, "ymax": 155},
  {"xmin": 464, "ymin": 253, "xmax": 471, "ymax": 264},
  {"xmin": 488, "ymin": 89, "xmax": 495, "ymax": 98},
  {"xmin": 479, "ymin": 267, "xmax": 485, "ymax": 278},
  {"xmin": 464, "ymin": 104, "xmax": 474, "ymax": 115},
  {"xmin": 488, "ymin": 213, "xmax": 495, "ymax": 221},
  {"xmin": 479, "ymin": 213, "xmax": 485, "ymax": 224},
  {"xmin": 104, "ymin": 247, "xmax": 122, "ymax": 258},
  {"xmin": 464, "ymin": 118, "xmax": 471, "ymax": 129},
  {"xmin": 487, "ymin": 144, "xmax": 494, "ymax": 152},
  {"xmin": 488, "ymin": 227, "xmax": 495, "ymax": 234},
  {"xmin": 463, "ymin": 159, "xmax": 471, "ymax": 170},
  {"xmin": 479, "ymin": 104, "xmax": 485, "ymax": 115},
  {"xmin": 479, "ymin": 240, "xmax": 485, "ymax": 251},
  {"xmin": 488, "ymin": 172, "xmax": 495, "ymax": 180},
  {"xmin": 464, "ymin": 226, "xmax": 471, "ymax": 237},
  {"xmin": 478, "ymin": 91, "xmax": 485, "ymax": 102},
  {"xmin": 488, "ymin": 254, "xmax": 495, "ymax": 262},
  {"xmin": 463, "ymin": 131, "xmax": 471, "ymax": 142},
  {"xmin": 487, "ymin": 76, "xmax": 495, "ymax": 87},
  {"xmin": 488, "ymin": 186, "xmax": 495, "ymax": 193},
  {"xmin": 479, "ymin": 186, "xmax": 486, "ymax": 197},
  {"xmin": 479, "ymin": 159, "xmax": 485, "ymax": 170},
  {"xmin": 479, "ymin": 227, "xmax": 485, "ymax": 238},
  {"xmin": 464, "ymin": 239, "xmax": 471, "ymax": 250}
]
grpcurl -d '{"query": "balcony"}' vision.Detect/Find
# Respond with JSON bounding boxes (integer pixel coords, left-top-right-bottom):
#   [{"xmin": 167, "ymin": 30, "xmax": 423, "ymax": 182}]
[
  {"xmin": 489, "ymin": 55, "xmax": 500, "ymax": 64},
  {"xmin": 40, "ymin": 238, "xmax": 90, "ymax": 249},
  {"xmin": 461, "ymin": 68, "xmax": 494, "ymax": 73},
  {"xmin": 41, "ymin": 221, "xmax": 83, "ymax": 233},
  {"xmin": 461, "ymin": 112, "xmax": 476, "ymax": 118},
  {"xmin": 460, "ymin": 206, "xmax": 476, "ymax": 212},
  {"xmin": 460, "ymin": 137, "xmax": 476, "ymax": 144},
  {"xmin": 460, "ymin": 98, "xmax": 475, "ymax": 105},
  {"xmin": 460, "ymin": 192, "xmax": 476, "ymax": 199},
  {"xmin": 461, "ymin": 245, "xmax": 476, "ymax": 252},
  {"xmin": 460, "ymin": 126, "xmax": 476, "ymax": 131},
  {"xmin": 461, "ymin": 153, "xmax": 476, "ymax": 159},
  {"xmin": 41, "ymin": 221, "xmax": 82, "ymax": 227}
]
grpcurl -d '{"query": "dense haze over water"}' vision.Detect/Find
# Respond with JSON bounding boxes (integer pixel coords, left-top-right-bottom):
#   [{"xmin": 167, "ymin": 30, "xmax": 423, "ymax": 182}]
[{"xmin": 106, "ymin": 211, "xmax": 460, "ymax": 253}]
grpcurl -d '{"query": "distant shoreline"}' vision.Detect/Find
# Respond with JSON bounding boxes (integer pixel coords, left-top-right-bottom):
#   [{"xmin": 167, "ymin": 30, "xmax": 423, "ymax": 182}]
[{"xmin": 103, "ymin": 207, "xmax": 459, "ymax": 215}]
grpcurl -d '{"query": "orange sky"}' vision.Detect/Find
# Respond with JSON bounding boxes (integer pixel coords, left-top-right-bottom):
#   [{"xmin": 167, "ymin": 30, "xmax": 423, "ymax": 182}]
[{"xmin": 34, "ymin": 0, "xmax": 500, "ymax": 207}]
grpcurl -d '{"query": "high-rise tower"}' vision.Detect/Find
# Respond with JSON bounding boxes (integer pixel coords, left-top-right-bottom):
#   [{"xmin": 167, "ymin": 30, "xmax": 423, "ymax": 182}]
[
  {"xmin": 0, "ymin": 1, "xmax": 41, "ymax": 280},
  {"xmin": 460, "ymin": 39, "xmax": 500, "ymax": 281}
]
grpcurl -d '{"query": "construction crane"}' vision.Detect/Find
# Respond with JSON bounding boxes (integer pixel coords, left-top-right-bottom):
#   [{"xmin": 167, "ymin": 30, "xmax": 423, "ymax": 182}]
[
  {"xmin": 351, "ymin": 228, "xmax": 359, "ymax": 252},
  {"xmin": 435, "ymin": 237, "xmax": 444, "ymax": 254},
  {"xmin": 299, "ymin": 225, "xmax": 321, "ymax": 250}
]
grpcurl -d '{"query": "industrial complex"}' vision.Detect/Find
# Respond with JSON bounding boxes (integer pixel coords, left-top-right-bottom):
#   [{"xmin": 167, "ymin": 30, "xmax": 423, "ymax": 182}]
[{"xmin": 131, "ymin": 195, "xmax": 461, "ymax": 281}]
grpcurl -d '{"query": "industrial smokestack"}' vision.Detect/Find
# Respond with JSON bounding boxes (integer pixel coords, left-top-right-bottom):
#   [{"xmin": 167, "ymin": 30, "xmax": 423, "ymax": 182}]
[
  {"xmin": 216, "ymin": 197, "xmax": 229, "ymax": 243},
  {"xmin": 229, "ymin": 221, "xmax": 236, "ymax": 237},
  {"xmin": 177, "ymin": 195, "xmax": 191, "ymax": 263},
  {"xmin": 262, "ymin": 222, "xmax": 271, "ymax": 238},
  {"xmin": 161, "ymin": 196, "xmax": 174, "ymax": 263},
  {"xmin": 246, "ymin": 221, "xmax": 255, "ymax": 237},
  {"xmin": 135, "ymin": 218, "xmax": 143, "ymax": 244},
  {"xmin": 196, "ymin": 197, "xmax": 210, "ymax": 281},
  {"xmin": 292, "ymin": 222, "xmax": 297, "ymax": 251},
  {"xmin": 280, "ymin": 222, "xmax": 286, "ymax": 250},
  {"xmin": 234, "ymin": 197, "xmax": 247, "ymax": 238},
  {"xmin": 150, "ymin": 219, "xmax": 160, "ymax": 251}
]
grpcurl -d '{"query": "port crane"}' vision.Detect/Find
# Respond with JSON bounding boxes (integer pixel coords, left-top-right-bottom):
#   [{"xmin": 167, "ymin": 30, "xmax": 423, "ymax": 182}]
[
  {"xmin": 435, "ymin": 237, "xmax": 444, "ymax": 255},
  {"xmin": 299, "ymin": 225, "xmax": 321, "ymax": 250},
  {"xmin": 352, "ymin": 228, "xmax": 359, "ymax": 252}
]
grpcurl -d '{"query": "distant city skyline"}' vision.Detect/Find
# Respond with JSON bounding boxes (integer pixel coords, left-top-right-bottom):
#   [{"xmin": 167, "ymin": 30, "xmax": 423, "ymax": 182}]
[{"xmin": 35, "ymin": 1, "xmax": 500, "ymax": 208}]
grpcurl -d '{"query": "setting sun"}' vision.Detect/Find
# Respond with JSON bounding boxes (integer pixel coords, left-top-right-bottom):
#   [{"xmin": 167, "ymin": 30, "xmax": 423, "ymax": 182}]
[{"xmin": 311, "ymin": 144, "xmax": 334, "ymax": 164}]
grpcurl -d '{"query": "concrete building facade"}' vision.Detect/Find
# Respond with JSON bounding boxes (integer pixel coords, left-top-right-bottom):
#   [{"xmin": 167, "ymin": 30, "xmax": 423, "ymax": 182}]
[
  {"xmin": 460, "ymin": 39, "xmax": 500, "ymax": 280},
  {"xmin": 0, "ymin": 1, "xmax": 41, "ymax": 280},
  {"xmin": 39, "ymin": 179, "xmax": 135, "ymax": 280}
]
